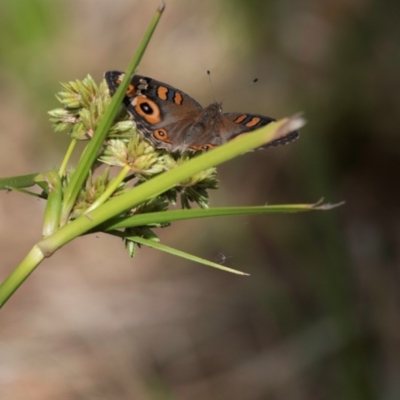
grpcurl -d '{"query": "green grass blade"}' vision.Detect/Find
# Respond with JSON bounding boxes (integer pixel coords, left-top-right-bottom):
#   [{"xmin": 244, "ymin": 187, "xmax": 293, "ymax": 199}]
[
  {"xmin": 0, "ymin": 172, "xmax": 43, "ymax": 190},
  {"xmin": 128, "ymin": 235, "xmax": 249, "ymax": 276},
  {"xmin": 60, "ymin": 3, "xmax": 165, "ymax": 225},
  {"xmin": 59, "ymin": 139, "xmax": 77, "ymax": 176},
  {"xmin": 101, "ymin": 201, "xmax": 344, "ymax": 230}
]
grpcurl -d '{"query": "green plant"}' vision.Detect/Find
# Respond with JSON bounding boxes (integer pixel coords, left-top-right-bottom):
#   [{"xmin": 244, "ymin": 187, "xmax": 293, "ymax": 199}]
[{"xmin": 0, "ymin": 3, "xmax": 338, "ymax": 308}]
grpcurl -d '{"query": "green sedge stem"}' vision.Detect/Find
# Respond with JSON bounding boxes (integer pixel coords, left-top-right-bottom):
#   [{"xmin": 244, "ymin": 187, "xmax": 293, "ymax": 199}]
[
  {"xmin": 128, "ymin": 235, "xmax": 249, "ymax": 276},
  {"xmin": 108, "ymin": 230, "xmax": 248, "ymax": 276},
  {"xmin": 59, "ymin": 4, "xmax": 165, "ymax": 226},
  {"xmin": 59, "ymin": 139, "xmax": 77, "ymax": 176},
  {"xmin": 123, "ymin": 2, "xmax": 165, "ymax": 79},
  {"xmin": 0, "ymin": 246, "xmax": 45, "ymax": 307},
  {"xmin": 99, "ymin": 203, "xmax": 325, "ymax": 231},
  {"xmin": 42, "ymin": 171, "xmax": 62, "ymax": 237}
]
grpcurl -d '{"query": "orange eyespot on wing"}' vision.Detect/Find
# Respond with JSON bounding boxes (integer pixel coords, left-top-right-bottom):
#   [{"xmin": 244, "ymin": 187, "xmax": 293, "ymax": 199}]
[
  {"xmin": 134, "ymin": 97, "xmax": 162, "ymax": 124},
  {"xmin": 153, "ymin": 128, "xmax": 171, "ymax": 143}
]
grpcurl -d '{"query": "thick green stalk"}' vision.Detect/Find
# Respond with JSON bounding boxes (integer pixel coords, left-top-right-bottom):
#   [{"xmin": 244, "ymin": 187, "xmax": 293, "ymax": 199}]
[
  {"xmin": 42, "ymin": 170, "xmax": 62, "ymax": 237},
  {"xmin": 0, "ymin": 246, "xmax": 45, "ymax": 307}
]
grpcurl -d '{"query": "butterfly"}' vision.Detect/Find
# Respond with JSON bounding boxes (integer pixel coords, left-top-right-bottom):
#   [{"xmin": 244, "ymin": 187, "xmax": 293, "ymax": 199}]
[{"xmin": 105, "ymin": 71, "xmax": 299, "ymax": 153}]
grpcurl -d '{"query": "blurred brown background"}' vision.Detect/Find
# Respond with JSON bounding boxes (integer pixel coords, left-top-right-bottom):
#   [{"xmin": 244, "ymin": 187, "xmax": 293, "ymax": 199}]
[{"xmin": 0, "ymin": 0, "xmax": 399, "ymax": 399}]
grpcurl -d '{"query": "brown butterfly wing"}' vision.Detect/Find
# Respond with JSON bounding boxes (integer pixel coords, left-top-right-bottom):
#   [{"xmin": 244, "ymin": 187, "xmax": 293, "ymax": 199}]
[{"xmin": 105, "ymin": 71, "xmax": 204, "ymax": 152}]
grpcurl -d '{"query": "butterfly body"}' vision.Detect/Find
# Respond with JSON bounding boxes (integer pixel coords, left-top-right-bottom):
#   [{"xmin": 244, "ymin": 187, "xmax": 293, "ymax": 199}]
[{"xmin": 105, "ymin": 71, "xmax": 299, "ymax": 153}]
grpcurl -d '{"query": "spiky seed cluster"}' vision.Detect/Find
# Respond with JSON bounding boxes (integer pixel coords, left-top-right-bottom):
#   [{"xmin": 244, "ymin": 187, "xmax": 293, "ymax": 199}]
[
  {"xmin": 48, "ymin": 75, "xmax": 136, "ymax": 140},
  {"xmin": 71, "ymin": 169, "xmax": 114, "ymax": 219},
  {"xmin": 100, "ymin": 136, "xmax": 164, "ymax": 177},
  {"xmin": 163, "ymin": 155, "xmax": 218, "ymax": 209}
]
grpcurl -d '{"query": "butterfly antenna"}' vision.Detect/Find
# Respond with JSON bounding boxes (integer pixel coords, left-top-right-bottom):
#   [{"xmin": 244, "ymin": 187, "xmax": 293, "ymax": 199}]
[
  {"xmin": 207, "ymin": 70, "xmax": 217, "ymax": 103},
  {"xmin": 221, "ymin": 77, "xmax": 259, "ymax": 103}
]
